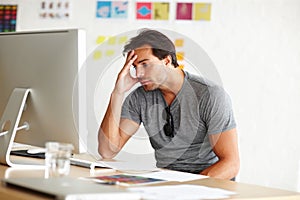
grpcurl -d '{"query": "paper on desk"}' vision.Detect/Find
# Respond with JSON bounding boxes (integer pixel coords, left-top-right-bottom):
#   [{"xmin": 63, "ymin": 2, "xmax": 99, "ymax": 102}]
[
  {"xmin": 128, "ymin": 184, "xmax": 236, "ymax": 200},
  {"xmin": 129, "ymin": 170, "xmax": 207, "ymax": 182},
  {"xmin": 95, "ymin": 160, "xmax": 159, "ymax": 173}
]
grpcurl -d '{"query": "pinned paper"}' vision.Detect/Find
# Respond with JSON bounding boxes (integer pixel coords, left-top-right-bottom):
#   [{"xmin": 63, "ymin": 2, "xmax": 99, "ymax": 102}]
[
  {"xmin": 194, "ymin": 3, "xmax": 211, "ymax": 21},
  {"xmin": 118, "ymin": 36, "xmax": 128, "ymax": 44},
  {"xmin": 96, "ymin": 36, "xmax": 107, "ymax": 44},
  {"xmin": 0, "ymin": 4, "xmax": 17, "ymax": 32},
  {"xmin": 176, "ymin": 52, "xmax": 185, "ymax": 61},
  {"xmin": 111, "ymin": 1, "xmax": 128, "ymax": 18},
  {"xmin": 176, "ymin": 2, "xmax": 192, "ymax": 20},
  {"xmin": 153, "ymin": 2, "xmax": 169, "ymax": 20},
  {"xmin": 96, "ymin": 1, "xmax": 111, "ymax": 18},
  {"xmin": 174, "ymin": 39, "xmax": 184, "ymax": 47},
  {"xmin": 96, "ymin": 1, "xmax": 128, "ymax": 19},
  {"xmin": 108, "ymin": 36, "xmax": 117, "ymax": 45},
  {"xmin": 39, "ymin": 0, "xmax": 70, "ymax": 19},
  {"xmin": 105, "ymin": 50, "xmax": 115, "ymax": 56},
  {"xmin": 136, "ymin": 2, "xmax": 152, "ymax": 19},
  {"xmin": 93, "ymin": 51, "xmax": 103, "ymax": 60}
]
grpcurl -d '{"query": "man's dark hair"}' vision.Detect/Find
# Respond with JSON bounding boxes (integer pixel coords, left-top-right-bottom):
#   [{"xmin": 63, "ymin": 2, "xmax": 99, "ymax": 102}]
[{"xmin": 123, "ymin": 29, "xmax": 179, "ymax": 68}]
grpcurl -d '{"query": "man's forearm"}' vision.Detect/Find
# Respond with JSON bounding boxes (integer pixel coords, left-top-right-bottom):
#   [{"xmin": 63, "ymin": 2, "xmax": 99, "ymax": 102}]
[
  {"xmin": 98, "ymin": 91, "xmax": 125, "ymax": 158},
  {"xmin": 200, "ymin": 158, "xmax": 240, "ymax": 180}
]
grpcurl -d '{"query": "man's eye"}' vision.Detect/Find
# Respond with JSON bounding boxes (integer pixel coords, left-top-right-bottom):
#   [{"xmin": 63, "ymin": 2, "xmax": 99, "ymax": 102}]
[{"xmin": 142, "ymin": 63, "xmax": 149, "ymax": 67}]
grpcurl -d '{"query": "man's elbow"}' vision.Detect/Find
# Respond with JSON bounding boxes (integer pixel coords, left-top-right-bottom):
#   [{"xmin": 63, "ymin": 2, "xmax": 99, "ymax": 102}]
[
  {"xmin": 231, "ymin": 157, "xmax": 240, "ymax": 178},
  {"xmin": 98, "ymin": 152, "xmax": 115, "ymax": 160},
  {"xmin": 98, "ymin": 145, "xmax": 117, "ymax": 159},
  {"xmin": 98, "ymin": 131, "xmax": 119, "ymax": 159}
]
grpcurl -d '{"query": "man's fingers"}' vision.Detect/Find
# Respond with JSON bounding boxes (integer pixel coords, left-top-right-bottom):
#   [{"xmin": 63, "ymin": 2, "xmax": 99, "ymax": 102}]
[
  {"xmin": 125, "ymin": 50, "xmax": 135, "ymax": 62},
  {"xmin": 124, "ymin": 54, "xmax": 137, "ymax": 71}
]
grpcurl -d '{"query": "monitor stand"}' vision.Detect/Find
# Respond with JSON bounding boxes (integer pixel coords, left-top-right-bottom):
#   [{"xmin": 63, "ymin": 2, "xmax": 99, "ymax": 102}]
[{"xmin": 0, "ymin": 88, "xmax": 44, "ymax": 168}]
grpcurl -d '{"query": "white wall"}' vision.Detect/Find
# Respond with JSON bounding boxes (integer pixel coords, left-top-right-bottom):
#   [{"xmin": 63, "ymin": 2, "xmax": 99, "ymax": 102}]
[{"xmin": 2, "ymin": 0, "xmax": 300, "ymax": 192}]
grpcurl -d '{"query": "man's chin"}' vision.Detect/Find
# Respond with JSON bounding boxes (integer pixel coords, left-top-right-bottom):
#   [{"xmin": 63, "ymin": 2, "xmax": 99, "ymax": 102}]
[{"xmin": 142, "ymin": 84, "xmax": 156, "ymax": 91}]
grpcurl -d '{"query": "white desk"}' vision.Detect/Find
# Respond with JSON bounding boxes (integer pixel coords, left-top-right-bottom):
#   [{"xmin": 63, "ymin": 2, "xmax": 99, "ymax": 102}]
[{"xmin": 1, "ymin": 156, "xmax": 300, "ymax": 200}]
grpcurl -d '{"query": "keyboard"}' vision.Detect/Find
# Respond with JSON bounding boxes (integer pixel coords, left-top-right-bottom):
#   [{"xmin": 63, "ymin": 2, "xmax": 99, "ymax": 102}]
[{"xmin": 70, "ymin": 157, "xmax": 94, "ymax": 168}]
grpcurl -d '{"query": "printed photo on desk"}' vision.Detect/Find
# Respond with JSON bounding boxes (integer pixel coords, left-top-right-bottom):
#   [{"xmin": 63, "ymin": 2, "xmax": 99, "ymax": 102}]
[{"xmin": 90, "ymin": 174, "xmax": 166, "ymax": 186}]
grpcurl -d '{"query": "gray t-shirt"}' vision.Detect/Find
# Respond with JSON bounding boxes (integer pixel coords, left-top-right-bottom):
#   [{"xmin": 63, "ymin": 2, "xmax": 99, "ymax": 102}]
[{"xmin": 121, "ymin": 71, "xmax": 236, "ymax": 173}]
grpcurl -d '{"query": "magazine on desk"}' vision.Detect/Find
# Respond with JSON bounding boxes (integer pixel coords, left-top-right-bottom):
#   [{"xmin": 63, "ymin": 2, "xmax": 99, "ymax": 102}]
[
  {"xmin": 86, "ymin": 169, "xmax": 207, "ymax": 187},
  {"xmin": 87, "ymin": 174, "xmax": 166, "ymax": 186},
  {"xmin": 90, "ymin": 160, "xmax": 207, "ymax": 185}
]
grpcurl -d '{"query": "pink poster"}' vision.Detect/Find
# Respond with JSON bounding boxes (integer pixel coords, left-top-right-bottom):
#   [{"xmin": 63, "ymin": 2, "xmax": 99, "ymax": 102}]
[{"xmin": 176, "ymin": 2, "xmax": 192, "ymax": 20}]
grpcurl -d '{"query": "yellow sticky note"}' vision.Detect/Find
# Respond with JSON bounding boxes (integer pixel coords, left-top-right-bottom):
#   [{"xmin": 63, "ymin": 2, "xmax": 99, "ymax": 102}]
[
  {"xmin": 176, "ymin": 52, "xmax": 185, "ymax": 61},
  {"xmin": 194, "ymin": 3, "xmax": 211, "ymax": 21},
  {"xmin": 178, "ymin": 64, "xmax": 184, "ymax": 69},
  {"xmin": 105, "ymin": 50, "xmax": 115, "ymax": 56},
  {"xmin": 108, "ymin": 37, "xmax": 116, "ymax": 45},
  {"xmin": 175, "ymin": 39, "xmax": 184, "ymax": 47},
  {"xmin": 96, "ymin": 36, "xmax": 106, "ymax": 44},
  {"xmin": 118, "ymin": 36, "xmax": 128, "ymax": 44},
  {"xmin": 93, "ymin": 51, "xmax": 102, "ymax": 60}
]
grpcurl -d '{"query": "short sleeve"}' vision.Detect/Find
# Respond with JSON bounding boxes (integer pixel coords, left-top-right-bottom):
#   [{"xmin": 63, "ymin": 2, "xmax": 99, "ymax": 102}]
[
  {"xmin": 201, "ymin": 86, "xmax": 236, "ymax": 135},
  {"xmin": 121, "ymin": 91, "xmax": 142, "ymax": 125}
]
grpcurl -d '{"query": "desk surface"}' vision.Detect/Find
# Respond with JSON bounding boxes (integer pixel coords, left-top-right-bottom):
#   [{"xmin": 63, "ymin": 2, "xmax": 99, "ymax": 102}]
[{"xmin": 1, "ymin": 156, "xmax": 300, "ymax": 200}]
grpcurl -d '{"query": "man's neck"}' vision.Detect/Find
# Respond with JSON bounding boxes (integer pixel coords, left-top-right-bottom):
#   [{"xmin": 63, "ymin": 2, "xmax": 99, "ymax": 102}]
[{"xmin": 160, "ymin": 68, "xmax": 185, "ymax": 105}]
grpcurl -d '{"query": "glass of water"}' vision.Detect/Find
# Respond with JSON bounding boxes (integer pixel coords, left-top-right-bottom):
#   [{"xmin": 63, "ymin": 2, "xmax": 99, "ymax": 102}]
[{"xmin": 45, "ymin": 142, "xmax": 73, "ymax": 178}]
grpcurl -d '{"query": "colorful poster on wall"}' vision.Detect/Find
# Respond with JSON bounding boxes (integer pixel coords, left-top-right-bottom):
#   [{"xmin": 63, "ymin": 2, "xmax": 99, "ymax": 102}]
[
  {"xmin": 136, "ymin": 2, "xmax": 170, "ymax": 20},
  {"xmin": 136, "ymin": 2, "xmax": 152, "ymax": 20},
  {"xmin": 176, "ymin": 2, "xmax": 211, "ymax": 21},
  {"xmin": 153, "ymin": 2, "xmax": 169, "ymax": 20},
  {"xmin": 96, "ymin": 1, "xmax": 128, "ymax": 19},
  {"xmin": 39, "ymin": 0, "xmax": 71, "ymax": 19},
  {"xmin": 176, "ymin": 2, "xmax": 193, "ymax": 20},
  {"xmin": 194, "ymin": 3, "xmax": 211, "ymax": 21},
  {"xmin": 0, "ymin": 5, "xmax": 17, "ymax": 32}
]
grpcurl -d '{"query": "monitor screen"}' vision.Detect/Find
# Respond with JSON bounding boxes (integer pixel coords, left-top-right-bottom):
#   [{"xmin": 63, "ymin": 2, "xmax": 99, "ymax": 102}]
[{"xmin": 0, "ymin": 29, "xmax": 87, "ymax": 154}]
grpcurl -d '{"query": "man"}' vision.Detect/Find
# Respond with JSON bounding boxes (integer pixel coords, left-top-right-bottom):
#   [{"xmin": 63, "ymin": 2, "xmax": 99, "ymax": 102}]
[{"xmin": 98, "ymin": 29, "xmax": 239, "ymax": 180}]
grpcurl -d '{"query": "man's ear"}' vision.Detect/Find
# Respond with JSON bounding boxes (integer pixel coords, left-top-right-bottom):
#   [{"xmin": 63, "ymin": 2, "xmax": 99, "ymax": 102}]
[{"xmin": 163, "ymin": 55, "xmax": 172, "ymax": 66}]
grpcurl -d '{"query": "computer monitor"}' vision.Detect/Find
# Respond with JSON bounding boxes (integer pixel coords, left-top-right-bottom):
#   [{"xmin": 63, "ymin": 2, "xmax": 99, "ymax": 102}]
[{"xmin": 0, "ymin": 29, "xmax": 87, "ymax": 164}]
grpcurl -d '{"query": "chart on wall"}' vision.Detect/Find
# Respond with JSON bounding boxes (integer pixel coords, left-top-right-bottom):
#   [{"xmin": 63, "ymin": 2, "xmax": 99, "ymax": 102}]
[
  {"xmin": 39, "ymin": 0, "xmax": 71, "ymax": 19},
  {"xmin": 0, "ymin": 4, "xmax": 17, "ymax": 32}
]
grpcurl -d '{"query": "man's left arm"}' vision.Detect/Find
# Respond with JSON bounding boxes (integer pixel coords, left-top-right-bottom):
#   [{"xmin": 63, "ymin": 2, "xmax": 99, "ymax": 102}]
[{"xmin": 200, "ymin": 128, "xmax": 240, "ymax": 180}]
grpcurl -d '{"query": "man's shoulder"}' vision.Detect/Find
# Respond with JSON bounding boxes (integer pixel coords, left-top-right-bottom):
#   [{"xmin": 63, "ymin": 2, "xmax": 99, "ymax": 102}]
[
  {"xmin": 184, "ymin": 71, "xmax": 220, "ymax": 90},
  {"xmin": 184, "ymin": 71, "xmax": 227, "ymax": 98}
]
